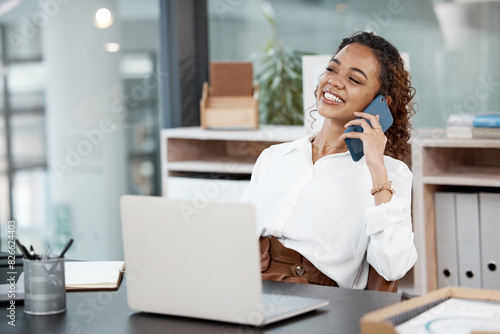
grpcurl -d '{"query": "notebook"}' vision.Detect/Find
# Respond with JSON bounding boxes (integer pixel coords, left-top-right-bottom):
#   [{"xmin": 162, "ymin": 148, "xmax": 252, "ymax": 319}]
[
  {"xmin": 120, "ymin": 195, "xmax": 329, "ymax": 326},
  {"xmin": 65, "ymin": 261, "xmax": 125, "ymax": 291}
]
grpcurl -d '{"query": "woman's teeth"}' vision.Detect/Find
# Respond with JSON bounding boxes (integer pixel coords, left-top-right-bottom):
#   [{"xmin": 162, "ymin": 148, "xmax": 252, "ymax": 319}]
[{"xmin": 324, "ymin": 92, "xmax": 344, "ymax": 103}]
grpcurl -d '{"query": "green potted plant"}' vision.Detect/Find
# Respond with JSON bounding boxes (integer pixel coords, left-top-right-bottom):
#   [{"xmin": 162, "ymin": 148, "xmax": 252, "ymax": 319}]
[{"xmin": 253, "ymin": 3, "xmax": 313, "ymax": 125}]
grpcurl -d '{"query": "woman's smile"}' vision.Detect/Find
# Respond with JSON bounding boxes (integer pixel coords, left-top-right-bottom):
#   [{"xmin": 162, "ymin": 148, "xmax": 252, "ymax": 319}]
[{"xmin": 322, "ymin": 89, "xmax": 346, "ymax": 105}]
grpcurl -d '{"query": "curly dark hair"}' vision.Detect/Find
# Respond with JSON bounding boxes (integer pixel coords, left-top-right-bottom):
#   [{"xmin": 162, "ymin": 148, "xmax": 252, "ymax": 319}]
[{"xmin": 336, "ymin": 31, "xmax": 416, "ymax": 164}]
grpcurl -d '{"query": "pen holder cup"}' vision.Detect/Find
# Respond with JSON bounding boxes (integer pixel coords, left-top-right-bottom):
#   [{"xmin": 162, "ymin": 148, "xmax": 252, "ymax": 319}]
[{"xmin": 23, "ymin": 256, "xmax": 66, "ymax": 315}]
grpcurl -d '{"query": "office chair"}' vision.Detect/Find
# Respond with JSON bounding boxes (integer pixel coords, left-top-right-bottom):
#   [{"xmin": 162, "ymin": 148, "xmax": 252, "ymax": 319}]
[{"xmin": 366, "ymin": 265, "xmax": 398, "ymax": 293}]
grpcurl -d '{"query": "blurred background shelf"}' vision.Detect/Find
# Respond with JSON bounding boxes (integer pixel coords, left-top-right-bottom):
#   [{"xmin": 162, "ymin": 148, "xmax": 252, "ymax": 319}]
[
  {"xmin": 412, "ymin": 129, "xmax": 500, "ymax": 294},
  {"xmin": 422, "ymin": 166, "xmax": 500, "ymax": 187},
  {"xmin": 161, "ymin": 125, "xmax": 307, "ymax": 201}
]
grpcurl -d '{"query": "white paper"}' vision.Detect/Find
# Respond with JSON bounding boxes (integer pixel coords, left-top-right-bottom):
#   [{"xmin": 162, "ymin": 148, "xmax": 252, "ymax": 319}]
[
  {"xmin": 64, "ymin": 261, "xmax": 124, "ymax": 287},
  {"xmin": 396, "ymin": 298, "xmax": 500, "ymax": 334}
]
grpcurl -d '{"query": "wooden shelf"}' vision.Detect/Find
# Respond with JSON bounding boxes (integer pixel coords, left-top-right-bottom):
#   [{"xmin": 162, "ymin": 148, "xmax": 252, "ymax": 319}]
[
  {"xmin": 162, "ymin": 125, "xmax": 307, "ymax": 142},
  {"xmin": 423, "ymin": 167, "xmax": 500, "ymax": 187},
  {"xmin": 160, "ymin": 126, "xmax": 308, "ymax": 200},
  {"xmin": 166, "ymin": 160, "xmax": 255, "ymax": 174},
  {"xmin": 412, "ymin": 128, "xmax": 500, "ymax": 294},
  {"xmin": 413, "ymin": 129, "xmax": 500, "ymax": 148}
]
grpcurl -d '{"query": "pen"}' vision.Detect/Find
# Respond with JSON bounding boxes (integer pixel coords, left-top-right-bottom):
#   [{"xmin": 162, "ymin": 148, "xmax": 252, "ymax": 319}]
[
  {"xmin": 58, "ymin": 238, "xmax": 74, "ymax": 258},
  {"xmin": 29, "ymin": 245, "xmax": 39, "ymax": 259},
  {"xmin": 15, "ymin": 239, "xmax": 32, "ymax": 260},
  {"xmin": 42, "ymin": 246, "xmax": 50, "ymax": 261}
]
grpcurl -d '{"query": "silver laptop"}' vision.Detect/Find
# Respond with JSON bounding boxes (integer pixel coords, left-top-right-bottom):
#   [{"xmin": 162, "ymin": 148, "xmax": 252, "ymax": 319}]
[{"xmin": 120, "ymin": 195, "xmax": 328, "ymax": 326}]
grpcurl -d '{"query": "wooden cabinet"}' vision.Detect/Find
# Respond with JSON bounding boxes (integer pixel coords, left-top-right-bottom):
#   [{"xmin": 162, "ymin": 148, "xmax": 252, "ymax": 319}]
[
  {"xmin": 160, "ymin": 126, "xmax": 308, "ymax": 201},
  {"xmin": 411, "ymin": 128, "xmax": 500, "ymax": 293}
]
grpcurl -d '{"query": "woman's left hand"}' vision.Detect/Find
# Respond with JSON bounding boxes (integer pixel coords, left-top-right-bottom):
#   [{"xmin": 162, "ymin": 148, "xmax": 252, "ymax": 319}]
[{"xmin": 339, "ymin": 111, "xmax": 387, "ymax": 168}]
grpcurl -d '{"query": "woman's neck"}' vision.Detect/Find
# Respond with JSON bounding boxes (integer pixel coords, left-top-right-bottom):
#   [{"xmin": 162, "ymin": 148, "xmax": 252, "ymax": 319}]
[
  {"xmin": 315, "ymin": 121, "xmax": 347, "ymax": 148},
  {"xmin": 311, "ymin": 122, "xmax": 348, "ymax": 163}
]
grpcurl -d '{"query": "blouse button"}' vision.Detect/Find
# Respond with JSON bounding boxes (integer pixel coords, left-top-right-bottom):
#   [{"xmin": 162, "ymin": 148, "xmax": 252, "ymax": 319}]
[{"xmin": 295, "ymin": 265, "xmax": 305, "ymax": 276}]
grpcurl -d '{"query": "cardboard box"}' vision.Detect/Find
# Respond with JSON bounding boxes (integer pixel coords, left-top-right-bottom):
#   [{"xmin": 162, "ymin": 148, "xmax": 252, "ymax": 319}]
[
  {"xmin": 200, "ymin": 62, "xmax": 259, "ymax": 129},
  {"xmin": 360, "ymin": 287, "xmax": 500, "ymax": 334},
  {"xmin": 210, "ymin": 62, "xmax": 253, "ymax": 97}
]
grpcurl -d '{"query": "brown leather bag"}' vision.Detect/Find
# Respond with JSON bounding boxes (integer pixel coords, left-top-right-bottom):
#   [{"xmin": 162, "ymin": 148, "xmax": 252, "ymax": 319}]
[{"xmin": 366, "ymin": 265, "xmax": 398, "ymax": 293}]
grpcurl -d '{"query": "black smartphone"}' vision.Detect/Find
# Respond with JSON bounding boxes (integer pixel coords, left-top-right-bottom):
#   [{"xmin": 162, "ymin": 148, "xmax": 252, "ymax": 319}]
[{"xmin": 344, "ymin": 95, "xmax": 393, "ymax": 162}]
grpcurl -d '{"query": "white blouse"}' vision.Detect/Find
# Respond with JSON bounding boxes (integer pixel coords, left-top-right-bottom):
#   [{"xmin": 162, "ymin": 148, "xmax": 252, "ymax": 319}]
[{"xmin": 240, "ymin": 133, "xmax": 417, "ymax": 289}]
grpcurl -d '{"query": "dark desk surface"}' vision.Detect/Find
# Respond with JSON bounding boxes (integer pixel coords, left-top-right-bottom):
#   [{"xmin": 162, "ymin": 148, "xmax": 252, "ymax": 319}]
[{"xmin": 1, "ymin": 277, "xmax": 401, "ymax": 334}]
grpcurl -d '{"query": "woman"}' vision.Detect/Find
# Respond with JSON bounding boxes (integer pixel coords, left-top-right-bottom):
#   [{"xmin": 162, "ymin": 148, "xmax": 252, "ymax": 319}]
[{"xmin": 240, "ymin": 31, "xmax": 417, "ymax": 289}]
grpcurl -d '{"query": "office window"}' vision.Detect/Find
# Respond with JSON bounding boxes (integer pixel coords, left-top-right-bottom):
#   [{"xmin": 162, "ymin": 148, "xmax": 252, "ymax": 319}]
[
  {"xmin": 0, "ymin": 0, "xmax": 161, "ymax": 260},
  {"xmin": 0, "ymin": 21, "xmax": 48, "ymax": 248},
  {"xmin": 207, "ymin": 0, "xmax": 500, "ymax": 128}
]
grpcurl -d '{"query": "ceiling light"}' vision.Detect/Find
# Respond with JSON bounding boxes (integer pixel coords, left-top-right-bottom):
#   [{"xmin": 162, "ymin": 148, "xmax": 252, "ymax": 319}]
[
  {"xmin": 94, "ymin": 8, "xmax": 114, "ymax": 29},
  {"xmin": 104, "ymin": 43, "xmax": 120, "ymax": 52}
]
